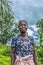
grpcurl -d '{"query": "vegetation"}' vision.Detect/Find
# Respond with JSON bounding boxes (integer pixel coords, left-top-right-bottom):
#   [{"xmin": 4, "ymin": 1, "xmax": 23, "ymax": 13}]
[
  {"xmin": 0, "ymin": 43, "xmax": 11, "ymax": 65},
  {"xmin": 35, "ymin": 46, "xmax": 43, "ymax": 65},
  {"xmin": 35, "ymin": 19, "xmax": 43, "ymax": 65},
  {"xmin": 36, "ymin": 19, "xmax": 43, "ymax": 46},
  {"xmin": 0, "ymin": 0, "xmax": 18, "ymax": 44}
]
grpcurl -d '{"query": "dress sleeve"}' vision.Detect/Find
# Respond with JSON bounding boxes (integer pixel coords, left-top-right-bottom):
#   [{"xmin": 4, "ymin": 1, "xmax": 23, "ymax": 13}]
[
  {"xmin": 11, "ymin": 37, "xmax": 16, "ymax": 47},
  {"xmin": 30, "ymin": 36, "xmax": 34, "ymax": 45},
  {"xmin": 30, "ymin": 36, "xmax": 35, "ymax": 54}
]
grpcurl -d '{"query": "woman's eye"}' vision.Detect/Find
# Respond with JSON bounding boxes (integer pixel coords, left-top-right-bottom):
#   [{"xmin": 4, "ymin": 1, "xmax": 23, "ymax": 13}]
[
  {"xmin": 24, "ymin": 24, "xmax": 27, "ymax": 26},
  {"xmin": 20, "ymin": 24, "xmax": 27, "ymax": 26}
]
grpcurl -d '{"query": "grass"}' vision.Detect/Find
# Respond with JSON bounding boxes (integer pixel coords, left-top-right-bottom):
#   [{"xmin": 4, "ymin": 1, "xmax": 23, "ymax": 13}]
[
  {"xmin": 35, "ymin": 46, "xmax": 43, "ymax": 65},
  {"xmin": 0, "ymin": 43, "xmax": 11, "ymax": 65}
]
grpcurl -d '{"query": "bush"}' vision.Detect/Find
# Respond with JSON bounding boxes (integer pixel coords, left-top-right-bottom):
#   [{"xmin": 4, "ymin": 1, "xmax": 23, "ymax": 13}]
[
  {"xmin": 0, "ymin": 44, "xmax": 11, "ymax": 65},
  {"xmin": 35, "ymin": 46, "xmax": 43, "ymax": 65},
  {"xmin": 2, "ymin": 46, "xmax": 11, "ymax": 56}
]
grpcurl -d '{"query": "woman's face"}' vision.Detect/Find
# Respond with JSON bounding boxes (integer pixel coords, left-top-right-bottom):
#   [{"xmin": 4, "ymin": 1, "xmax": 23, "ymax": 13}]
[{"xmin": 19, "ymin": 21, "xmax": 28, "ymax": 33}]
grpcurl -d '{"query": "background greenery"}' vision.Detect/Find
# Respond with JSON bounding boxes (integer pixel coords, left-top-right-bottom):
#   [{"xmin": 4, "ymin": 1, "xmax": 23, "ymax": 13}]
[{"xmin": 0, "ymin": 43, "xmax": 11, "ymax": 65}]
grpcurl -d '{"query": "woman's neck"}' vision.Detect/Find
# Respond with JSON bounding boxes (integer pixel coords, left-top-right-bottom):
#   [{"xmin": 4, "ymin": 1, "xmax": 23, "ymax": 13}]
[{"xmin": 20, "ymin": 33, "xmax": 26, "ymax": 37}]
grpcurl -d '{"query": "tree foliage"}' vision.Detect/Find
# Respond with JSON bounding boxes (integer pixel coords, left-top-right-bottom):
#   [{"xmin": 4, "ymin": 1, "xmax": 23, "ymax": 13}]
[
  {"xmin": 36, "ymin": 19, "xmax": 43, "ymax": 46},
  {"xmin": 36, "ymin": 19, "xmax": 43, "ymax": 33},
  {"xmin": 0, "ymin": 0, "xmax": 18, "ymax": 43}
]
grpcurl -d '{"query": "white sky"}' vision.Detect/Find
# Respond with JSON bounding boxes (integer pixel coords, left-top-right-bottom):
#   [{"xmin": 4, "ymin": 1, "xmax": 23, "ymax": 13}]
[{"xmin": 10, "ymin": 0, "xmax": 43, "ymax": 25}]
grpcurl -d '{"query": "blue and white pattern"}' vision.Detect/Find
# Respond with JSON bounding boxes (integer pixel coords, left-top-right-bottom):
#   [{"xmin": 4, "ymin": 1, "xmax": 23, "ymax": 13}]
[{"xmin": 11, "ymin": 35, "xmax": 34, "ymax": 57}]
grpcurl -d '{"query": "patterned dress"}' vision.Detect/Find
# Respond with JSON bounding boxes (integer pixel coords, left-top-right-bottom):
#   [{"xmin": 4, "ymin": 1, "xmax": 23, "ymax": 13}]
[{"xmin": 11, "ymin": 35, "xmax": 35, "ymax": 65}]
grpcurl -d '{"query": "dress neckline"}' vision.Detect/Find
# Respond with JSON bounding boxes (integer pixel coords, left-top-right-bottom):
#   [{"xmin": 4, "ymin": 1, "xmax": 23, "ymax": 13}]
[{"xmin": 17, "ymin": 34, "xmax": 30, "ymax": 42}]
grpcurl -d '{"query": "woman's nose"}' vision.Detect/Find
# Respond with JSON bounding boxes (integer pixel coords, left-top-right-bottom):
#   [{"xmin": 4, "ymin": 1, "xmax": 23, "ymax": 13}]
[{"xmin": 22, "ymin": 25, "xmax": 25, "ymax": 27}]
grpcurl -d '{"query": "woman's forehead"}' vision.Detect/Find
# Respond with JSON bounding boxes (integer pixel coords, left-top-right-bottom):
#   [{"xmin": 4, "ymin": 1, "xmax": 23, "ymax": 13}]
[
  {"xmin": 20, "ymin": 21, "xmax": 27, "ymax": 24},
  {"xmin": 19, "ymin": 20, "xmax": 28, "ymax": 25}
]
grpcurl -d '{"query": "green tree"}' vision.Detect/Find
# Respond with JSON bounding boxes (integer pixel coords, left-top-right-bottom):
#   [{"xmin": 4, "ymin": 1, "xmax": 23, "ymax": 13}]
[
  {"xmin": 36, "ymin": 19, "xmax": 43, "ymax": 46},
  {"xmin": 0, "ymin": 0, "xmax": 18, "ymax": 44}
]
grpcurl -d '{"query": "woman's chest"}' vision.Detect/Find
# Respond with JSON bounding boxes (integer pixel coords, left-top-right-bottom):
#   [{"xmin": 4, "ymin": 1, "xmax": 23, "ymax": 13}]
[{"xmin": 16, "ymin": 39, "xmax": 33, "ymax": 50}]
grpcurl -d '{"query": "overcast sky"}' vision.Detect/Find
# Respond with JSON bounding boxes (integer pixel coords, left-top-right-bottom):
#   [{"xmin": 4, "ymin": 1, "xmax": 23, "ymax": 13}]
[{"xmin": 10, "ymin": 0, "xmax": 43, "ymax": 25}]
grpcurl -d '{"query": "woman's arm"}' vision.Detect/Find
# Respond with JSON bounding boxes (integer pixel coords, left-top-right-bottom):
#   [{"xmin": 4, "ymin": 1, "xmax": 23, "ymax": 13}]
[
  {"xmin": 33, "ymin": 45, "xmax": 38, "ymax": 65},
  {"xmin": 11, "ymin": 47, "xmax": 16, "ymax": 65}
]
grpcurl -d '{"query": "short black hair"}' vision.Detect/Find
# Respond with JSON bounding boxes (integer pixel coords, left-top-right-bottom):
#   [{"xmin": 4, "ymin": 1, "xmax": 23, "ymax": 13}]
[{"xmin": 18, "ymin": 20, "xmax": 28, "ymax": 26}]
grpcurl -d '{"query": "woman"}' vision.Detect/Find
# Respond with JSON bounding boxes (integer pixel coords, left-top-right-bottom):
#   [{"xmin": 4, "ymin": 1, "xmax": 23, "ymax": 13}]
[{"xmin": 11, "ymin": 20, "xmax": 38, "ymax": 65}]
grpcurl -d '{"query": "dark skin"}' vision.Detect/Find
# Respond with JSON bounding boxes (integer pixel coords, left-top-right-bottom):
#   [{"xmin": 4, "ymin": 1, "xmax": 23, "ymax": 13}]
[{"xmin": 11, "ymin": 21, "xmax": 38, "ymax": 65}]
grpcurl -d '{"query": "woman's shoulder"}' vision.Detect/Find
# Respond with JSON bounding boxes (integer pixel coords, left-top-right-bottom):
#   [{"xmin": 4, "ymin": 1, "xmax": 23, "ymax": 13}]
[
  {"xmin": 11, "ymin": 35, "xmax": 19, "ymax": 47},
  {"xmin": 28, "ymin": 36, "xmax": 34, "ymax": 44},
  {"xmin": 12, "ymin": 33, "xmax": 20, "ymax": 41},
  {"xmin": 28, "ymin": 36, "xmax": 33, "ymax": 39},
  {"xmin": 12, "ymin": 36, "xmax": 18, "ymax": 41}
]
